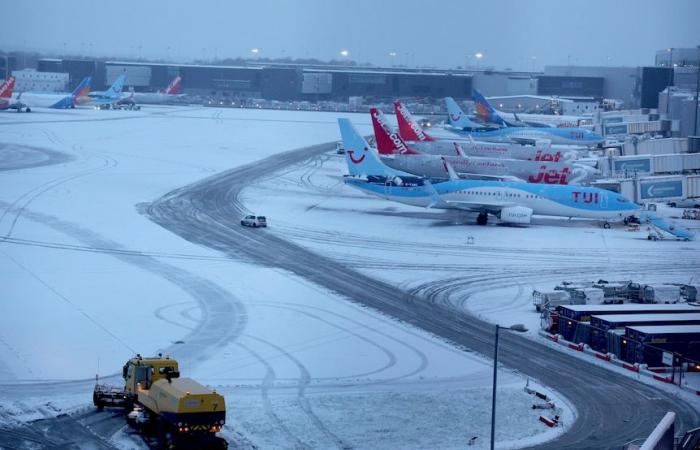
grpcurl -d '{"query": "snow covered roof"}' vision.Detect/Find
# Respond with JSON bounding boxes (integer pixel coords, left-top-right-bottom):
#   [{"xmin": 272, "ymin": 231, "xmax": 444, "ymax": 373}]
[
  {"xmin": 593, "ymin": 313, "xmax": 700, "ymax": 324},
  {"xmin": 561, "ymin": 304, "xmax": 700, "ymax": 312},
  {"xmin": 627, "ymin": 324, "xmax": 700, "ymax": 334}
]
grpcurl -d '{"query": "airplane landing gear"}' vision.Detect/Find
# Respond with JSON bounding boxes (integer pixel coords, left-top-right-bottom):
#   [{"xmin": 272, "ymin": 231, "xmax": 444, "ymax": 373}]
[
  {"xmin": 476, "ymin": 212, "xmax": 488, "ymax": 226},
  {"xmin": 603, "ymin": 222, "xmax": 611, "ymax": 229}
]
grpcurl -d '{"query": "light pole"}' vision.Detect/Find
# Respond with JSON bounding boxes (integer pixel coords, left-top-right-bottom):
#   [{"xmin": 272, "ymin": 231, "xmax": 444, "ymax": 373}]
[
  {"xmin": 490, "ymin": 323, "xmax": 528, "ymax": 450},
  {"xmin": 251, "ymin": 48, "xmax": 260, "ymax": 60},
  {"xmin": 694, "ymin": 62, "xmax": 699, "ymax": 136},
  {"xmin": 389, "ymin": 52, "xmax": 397, "ymax": 67},
  {"xmin": 475, "ymin": 52, "xmax": 484, "ymax": 70},
  {"xmin": 667, "ymin": 48, "xmax": 674, "ymax": 116}
]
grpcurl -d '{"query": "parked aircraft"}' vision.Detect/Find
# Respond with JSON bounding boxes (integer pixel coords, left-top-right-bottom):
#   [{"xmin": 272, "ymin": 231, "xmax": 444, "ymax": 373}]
[
  {"xmin": 339, "ymin": 118, "xmax": 638, "ymax": 227},
  {"xmin": 393, "ymin": 101, "xmax": 579, "ymax": 161},
  {"xmin": 87, "ymin": 75, "xmax": 126, "ymax": 108},
  {"xmin": 472, "ymin": 90, "xmax": 586, "ymax": 128},
  {"xmin": 131, "ymin": 75, "xmax": 184, "ymax": 104},
  {"xmin": 0, "ymin": 77, "xmax": 16, "ymax": 110},
  {"xmin": 8, "ymin": 77, "xmax": 92, "ymax": 111},
  {"xmin": 371, "ymin": 108, "xmax": 596, "ymax": 184},
  {"xmin": 445, "ymin": 97, "xmax": 605, "ymax": 147}
]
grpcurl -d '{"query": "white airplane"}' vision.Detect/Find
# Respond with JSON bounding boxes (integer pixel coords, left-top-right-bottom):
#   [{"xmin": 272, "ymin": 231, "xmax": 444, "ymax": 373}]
[
  {"xmin": 8, "ymin": 77, "xmax": 92, "ymax": 111},
  {"xmin": 393, "ymin": 101, "xmax": 579, "ymax": 162},
  {"xmin": 339, "ymin": 118, "xmax": 639, "ymax": 227},
  {"xmin": 87, "ymin": 74, "xmax": 127, "ymax": 108},
  {"xmin": 472, "ymin": 89, "xmax": 586, "ymax": 128},
  {"xmin": 0, "ymin": 77, "xmax": 16, "ymax": 110},
  {"xmin": 446, "ymin": 97, "xmax": 605, "ymax": 147},
  {"xmin": 130, "ymin": 75, "xmax": 184, "ymax": 104},
  {"xmin": 371, "ymin": 108, "xmax": 597, "ymax": 184}
]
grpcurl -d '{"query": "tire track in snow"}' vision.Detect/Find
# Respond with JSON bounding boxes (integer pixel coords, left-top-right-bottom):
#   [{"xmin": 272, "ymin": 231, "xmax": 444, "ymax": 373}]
[{"xmin": 245, "ymin": 335, "xmax": 352, "ymax": 450}]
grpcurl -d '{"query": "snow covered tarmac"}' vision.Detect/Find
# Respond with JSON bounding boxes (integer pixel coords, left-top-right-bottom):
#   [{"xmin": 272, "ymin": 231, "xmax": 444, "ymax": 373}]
[{"xmin": 0, "ymin": 106, "xmax": 580, "ymax": 449}]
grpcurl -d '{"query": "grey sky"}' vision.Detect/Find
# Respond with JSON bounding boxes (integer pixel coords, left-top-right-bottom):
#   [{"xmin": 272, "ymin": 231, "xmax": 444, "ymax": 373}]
[{"xmin": 4, "ymin": 0, "xmax": 700, "ymax": 70}]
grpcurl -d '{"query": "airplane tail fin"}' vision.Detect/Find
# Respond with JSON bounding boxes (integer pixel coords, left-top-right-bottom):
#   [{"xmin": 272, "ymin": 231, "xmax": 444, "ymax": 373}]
[
  {"xmin": 106, "ymin": 75, "xmax": 126, "ymax": 97},
  {"xmin": 338, "ymin": 118, "xmax": 404, "ymax": 177},
  {"xmin": 393, "ymin": 101, "xmax": 435, "ymax": 142},
  {"xmin": 71, "ymin": 77, "xmax": 92, "ymax": 99},
  {"xmin": 472, "ymin": 88, "xmax": 507, "ymax": 126},
  {"xmin": 164, "ymin": 75, "xmax": 182, "ymax": 95},
  {"xmin": 370, "ymin": 107, "xmax": 420, "ymax": 155},
  {"xmin": 445, "ymin": 97, "xmax": 482, "ymax": 129},
  {"xmin": 0, "ymin": 76, "xmax": 16, "ymax": 98}
]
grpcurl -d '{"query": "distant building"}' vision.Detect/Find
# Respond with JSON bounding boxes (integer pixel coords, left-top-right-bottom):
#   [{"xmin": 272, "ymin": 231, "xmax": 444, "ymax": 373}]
[
  {"xmin": 544, "ymin": 66, "xmax": 641, "ymax": 108},
  {"xmin": 12, "ymin": 69, "xmax": 68, "ymax": 92},
  {"xmin": 655, "ymin": 47, "xmax": 700, "ymax": 68}
]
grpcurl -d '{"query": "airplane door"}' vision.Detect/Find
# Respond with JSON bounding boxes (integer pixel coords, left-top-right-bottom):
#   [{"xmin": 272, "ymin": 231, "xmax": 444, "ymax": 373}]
[
  {"xmin": 601, "ymin": 192, "xmax": 608, "ymax": 209},
  {"xmin": 496, "ymin": 190, "xmax": 503, "ymax": 202}
]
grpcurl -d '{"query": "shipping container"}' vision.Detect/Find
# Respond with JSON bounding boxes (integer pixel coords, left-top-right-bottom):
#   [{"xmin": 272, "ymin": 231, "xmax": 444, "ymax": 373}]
[
  {"xmin": 557, "ymin": 304, "xmax": 700, "ymax": 342},
  {"xmin": 625, "ymin": 325, "xmax": 700, "ymax": 366},
  {"xmin": 590, "ymin": 313, "xmax": 700, "ymax": 353}
]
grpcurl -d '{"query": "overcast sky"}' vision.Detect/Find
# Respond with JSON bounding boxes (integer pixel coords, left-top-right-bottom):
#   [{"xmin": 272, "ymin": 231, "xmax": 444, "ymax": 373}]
[{"xmin": 4, "ymin": 0, "xmax": 699, "ymax": 70}]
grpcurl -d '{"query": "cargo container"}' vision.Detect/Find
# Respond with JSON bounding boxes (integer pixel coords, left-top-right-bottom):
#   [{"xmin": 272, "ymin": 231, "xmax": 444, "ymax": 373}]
[
  {"xmin": 589, "ymin": 313, "xmax": 700, "ymax": 353},
  {"xmin": 557, "ymin": 303, "xmax": 700, "ymax": 342},
  {"xmin": 625, "ymin": 325, "xmax": 700, "ymax": 366},
  {"xmin": 532, "ymin": 290, "xmax": 577, "ymax": 312}
]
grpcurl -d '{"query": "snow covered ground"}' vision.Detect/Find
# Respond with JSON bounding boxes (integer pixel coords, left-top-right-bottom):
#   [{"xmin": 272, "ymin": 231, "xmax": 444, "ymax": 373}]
[
  {"xmin": 0, "ymin": 106, "xmax": 573, "ymax": 449},
  {"xmin": 243, "ymin": 142, "xmax": 700, "ymax": 404}
]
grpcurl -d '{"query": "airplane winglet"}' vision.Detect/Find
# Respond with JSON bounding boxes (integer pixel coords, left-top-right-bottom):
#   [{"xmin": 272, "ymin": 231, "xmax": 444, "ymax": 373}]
[
  {"xmin": 453, "ymin": 142, "xmax": 467, "ymax": 157},
  {"xmin": 441, "ymin": 157, "xmax": 460, "ymax": 181},
  {"xmin": 424, "ymin": 180, "xmax": 443, "ymax": 209}
]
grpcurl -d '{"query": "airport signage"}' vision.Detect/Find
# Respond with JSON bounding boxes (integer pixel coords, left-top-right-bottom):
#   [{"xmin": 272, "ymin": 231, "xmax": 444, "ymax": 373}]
[
  {"xmin": 605, "ymin": 124, "xmax": 628, "ymax": 135},
  {"xmin": 662, "ymin": 351, "xmax": 673, "ymax": 366},
  {"xmin": 639, "ymin": 179, "xmax": 684, "ymax": 200},
  {"xmin": 603, "ymin": 117, "xmax": 624, "ymax": 124},
  {"xmin": 614, "ymin": 158, "xmax": 651, "ymax": 174}
]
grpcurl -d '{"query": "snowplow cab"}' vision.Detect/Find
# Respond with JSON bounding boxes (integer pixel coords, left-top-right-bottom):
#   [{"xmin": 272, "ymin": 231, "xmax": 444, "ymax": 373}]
[{"xmin": 123, "ymin": 354, "xmax": 180, "ymax": 397}]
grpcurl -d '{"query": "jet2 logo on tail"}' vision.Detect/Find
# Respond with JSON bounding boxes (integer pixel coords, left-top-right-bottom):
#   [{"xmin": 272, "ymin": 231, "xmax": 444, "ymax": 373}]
[
  {"xmin": 527, "ymin": 166, "xmax": 571, "ymax": 184},
  {"xmin": 534, "ymin": 150, "xmax": 562, "ymax": 162}
]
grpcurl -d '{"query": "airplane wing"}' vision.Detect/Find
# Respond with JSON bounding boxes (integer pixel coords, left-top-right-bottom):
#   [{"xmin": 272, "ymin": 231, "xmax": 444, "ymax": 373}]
[
  {"xmin": 454, "ymin": 172, "xmax": 525, "ymax": 182},
  {"xmin": 508, "ymin": 137, "xmax": 541, "ymax": 146},
  {"xmin": 424, "ymin": 181, "xmax": 513, "ymax": 212}
]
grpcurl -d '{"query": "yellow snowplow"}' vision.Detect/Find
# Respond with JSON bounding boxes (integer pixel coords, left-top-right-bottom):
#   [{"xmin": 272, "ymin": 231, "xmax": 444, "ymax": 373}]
[{"xmin": 94, "ymin": 354, "xmax": 227, "ymax": 449}]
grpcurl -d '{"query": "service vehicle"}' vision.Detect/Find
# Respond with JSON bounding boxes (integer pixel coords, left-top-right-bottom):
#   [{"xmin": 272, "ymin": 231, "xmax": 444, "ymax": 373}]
[
  {"xmin": 241, "ymin": 215, "xmax": 267, "ymax": 227},
  {"xmin": 94, "ymin": 354, "xmax": 227, "ymax": 449}
]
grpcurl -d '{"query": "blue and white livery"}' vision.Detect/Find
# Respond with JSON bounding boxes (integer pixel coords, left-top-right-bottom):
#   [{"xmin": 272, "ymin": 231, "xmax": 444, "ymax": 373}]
[
  {"xmin": 446, "ymin": 97, "xmax": 605, "ymax": 147},
  {"xmin": 9, "ymin": 77, "xmax": 92, "ymax": 111},
  {"xmin": 339, "ymin": 118, "xmax": 638, "ymax": 226}
]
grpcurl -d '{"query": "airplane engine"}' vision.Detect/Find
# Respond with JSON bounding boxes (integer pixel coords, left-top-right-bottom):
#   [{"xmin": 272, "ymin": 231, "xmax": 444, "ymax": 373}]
[{"xmin": 499, "ymin": 206, "xmax": 533, "ymax": 225}]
